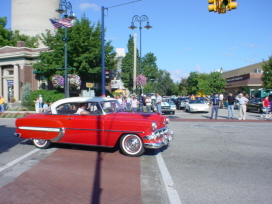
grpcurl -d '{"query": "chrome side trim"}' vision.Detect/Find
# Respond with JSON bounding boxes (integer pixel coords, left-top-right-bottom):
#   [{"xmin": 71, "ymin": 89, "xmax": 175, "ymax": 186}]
[
  {"xmin": 65, "ymin": 128, "xmax": 144, "ymax": 134},
  {"xmin": 18, "ymin": 126, "xmax": 61, "ymax": 132},
  {"xmin": 50, "ymin": 128, "xmax": 65, "ymax": 142}
]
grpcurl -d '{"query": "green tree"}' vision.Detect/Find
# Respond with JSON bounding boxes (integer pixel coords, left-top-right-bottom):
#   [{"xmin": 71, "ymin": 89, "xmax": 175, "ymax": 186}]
[
  {"xmin": 178, "ymin": 78, "xmax": 188, "ymax": 96},
  {"xmin": 147, "ymin": 70, "xmax": 176, "ymax": 96},
  {"xmin": 261, "ymin": 56, "xmax": 272, "ymax": 90},
  {"xmin": 121, "ymin": 35, "xmax": 139, "ymax": 91},
  {"xmin": 209, "ymin": 71, "xmax": 226, "ymax": 94},
  {"xmin": 196, "ymin": 73, "xmax": 211, "ymax": 95},
  {"xmin": 33, "ymin": 14, "xmax": 116, "ymax": 84},
  {"xmin": 187, "ymin": 71, "xmax": 199, "ymax": 95},
  {"xmin": 0, "ymin": 17, "xmax": 12, "ymax": 47},
  {"xmin": 142, "ymin": 52, "xmax": 158, "ymax": 82},
  {"xmin": 0, "ymin": 17, "xmax": 39, "ymax": 48}
]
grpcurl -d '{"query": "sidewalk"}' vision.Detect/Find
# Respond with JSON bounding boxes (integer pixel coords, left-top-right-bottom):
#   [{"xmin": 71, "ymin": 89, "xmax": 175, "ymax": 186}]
[{"xmin": 0, "ymin": 149, "xmax": 142, "ymax": 204}]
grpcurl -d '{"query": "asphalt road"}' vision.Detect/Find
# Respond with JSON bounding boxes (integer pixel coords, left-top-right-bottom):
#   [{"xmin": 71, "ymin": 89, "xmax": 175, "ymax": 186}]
[{"xmin": 0, "ymin": 109, "xmax": 271, "ymax": 204}]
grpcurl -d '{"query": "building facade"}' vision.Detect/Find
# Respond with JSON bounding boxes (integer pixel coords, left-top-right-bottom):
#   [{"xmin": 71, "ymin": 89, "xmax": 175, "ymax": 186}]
[
  {"xmin": 0, "ymin": 42, "xmax": 47, "ymax": 102},
  {"xmin": 222, "ymin": 61, "xmax": 269, "ymax": 97}
]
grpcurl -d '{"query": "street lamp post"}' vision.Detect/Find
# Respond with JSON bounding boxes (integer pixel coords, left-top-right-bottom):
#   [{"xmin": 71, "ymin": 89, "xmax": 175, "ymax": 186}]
[
  {"xmin": 55, "ymin": 0, "xmax": 76, "ymax": 98},
  {"xmin": 129, "ymin": 15, "xmax": 152, "ymax": 111}
]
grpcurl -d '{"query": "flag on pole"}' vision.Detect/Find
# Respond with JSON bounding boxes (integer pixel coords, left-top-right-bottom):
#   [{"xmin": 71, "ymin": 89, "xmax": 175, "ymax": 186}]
[{"xmin": 49, "ymin": 18, "xmax": 73, "ymax": 29}]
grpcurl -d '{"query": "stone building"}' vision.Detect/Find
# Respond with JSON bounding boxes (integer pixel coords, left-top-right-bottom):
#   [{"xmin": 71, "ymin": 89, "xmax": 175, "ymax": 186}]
[{"xmin": 0, "ymin": 42, "xmax": 47, "ymax": 102}]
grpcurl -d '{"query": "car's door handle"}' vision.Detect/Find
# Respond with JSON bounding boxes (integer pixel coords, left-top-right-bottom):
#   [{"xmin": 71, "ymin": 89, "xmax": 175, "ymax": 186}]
[{"xmin": 66, "ymin": 117, "xmax": 73, "ymax": 120}]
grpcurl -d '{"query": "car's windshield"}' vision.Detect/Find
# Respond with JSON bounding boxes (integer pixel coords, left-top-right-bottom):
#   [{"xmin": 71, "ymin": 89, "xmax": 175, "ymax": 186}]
[
  {"xmin": 100, "ymin": 100, "xmax": 125, "ymax": 114},
  {"xmin": 189, "ymin": 100, "xmax": 204, "ymax": 104}
]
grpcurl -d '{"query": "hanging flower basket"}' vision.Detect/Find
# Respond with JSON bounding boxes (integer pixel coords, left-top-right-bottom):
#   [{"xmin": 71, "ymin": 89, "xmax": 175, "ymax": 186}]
[
  {"xmin": 52, "ymin": 75, "xmax": 64, "ymax": 89},
  {"xmin": 68, "ymin": 74, "xmax": 81, "ymax": 90},
  {"xmin": 136, "ymin": 74, "xmax": 147, "ymax": 88}
]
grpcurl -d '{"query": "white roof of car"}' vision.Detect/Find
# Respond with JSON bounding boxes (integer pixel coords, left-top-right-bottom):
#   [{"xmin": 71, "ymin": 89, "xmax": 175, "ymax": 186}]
[{"xmin": 50, "ymin": 97, "xmax": 116, "ymax": 114}]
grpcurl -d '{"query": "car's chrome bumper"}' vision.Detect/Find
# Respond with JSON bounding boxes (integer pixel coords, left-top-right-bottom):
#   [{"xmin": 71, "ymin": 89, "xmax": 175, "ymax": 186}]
[{"xmin": 143, "ymin": 127, "xmax": 174, "ymax": 149}]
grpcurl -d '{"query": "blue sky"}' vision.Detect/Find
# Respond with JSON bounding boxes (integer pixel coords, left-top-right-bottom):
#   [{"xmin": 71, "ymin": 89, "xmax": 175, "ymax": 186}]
[{"xmin": 1, "ymin": 0, "xmax": 272, "ymax": 82}]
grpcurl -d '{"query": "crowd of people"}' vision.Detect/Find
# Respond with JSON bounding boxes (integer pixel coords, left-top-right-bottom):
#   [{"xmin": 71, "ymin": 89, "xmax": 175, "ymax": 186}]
[
  {"xmin": 111, "ymin": 93, "xmax": 163, "ymax": 113},
  {"xmin": 209, "ymin": 92, "xmax": 272, "ymax": 120}
]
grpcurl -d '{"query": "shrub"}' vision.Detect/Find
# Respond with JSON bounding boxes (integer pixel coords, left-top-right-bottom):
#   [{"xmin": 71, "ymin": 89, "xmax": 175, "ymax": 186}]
[{"xmin": 21, "ymin": 83, "xmax": 32, "ymax": 107}]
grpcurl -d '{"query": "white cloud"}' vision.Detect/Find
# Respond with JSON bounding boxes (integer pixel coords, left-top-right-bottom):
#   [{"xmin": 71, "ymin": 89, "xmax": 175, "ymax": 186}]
[
  {"xmin": 195, "ymin": 65, "xmax": 201, "ymax": 72},
  {"xmin": 169, "ymin": 69, "xmax": 189, "ymax": 83},
  {"xmin": 245, "ymin": 58, "xmax": 255, "ymax": 62},
  {"xmin": 230, "ymin": 46, "xmax": 237, "ymax": 50},
  {"xmin": 220, "ymin": 51, "xmax": 234, "ymax": 56},
  {"xmin": 79, "ymin": 3, "xmax": 100, "ymax": 12}
]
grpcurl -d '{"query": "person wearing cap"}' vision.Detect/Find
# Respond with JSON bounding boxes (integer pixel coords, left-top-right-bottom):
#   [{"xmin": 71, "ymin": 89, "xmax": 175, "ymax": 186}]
[
  {"xmin": 235, "ymin": 93, "xmax": 249, "ymax": 120},
  {"xmin": 210, "ymin": 93, "xmax": 220, "ymax": 119}
]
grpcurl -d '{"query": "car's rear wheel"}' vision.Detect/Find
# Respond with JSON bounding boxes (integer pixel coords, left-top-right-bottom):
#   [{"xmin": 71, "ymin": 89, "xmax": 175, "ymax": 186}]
[
  {"xmin": 33, "ymin": 139, "xmax": 52, "ymax": 149},
  {"xmin": 120, "ymin": 134, "xmax": 144, "ymax": 157}
]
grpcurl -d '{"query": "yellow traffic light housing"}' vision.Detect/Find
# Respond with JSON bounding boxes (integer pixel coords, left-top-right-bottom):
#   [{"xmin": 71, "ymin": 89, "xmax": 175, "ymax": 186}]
[
  {"xmin": 226, "ymin": 0, "xmax": 237, "ymax": 10},
  {"xmin": 208, "ymin": 0, "xmax": 216, "ymax": 12},
  {"xmin": 208, "ymin": 0, "xmax": 237, "ymax": 14}
]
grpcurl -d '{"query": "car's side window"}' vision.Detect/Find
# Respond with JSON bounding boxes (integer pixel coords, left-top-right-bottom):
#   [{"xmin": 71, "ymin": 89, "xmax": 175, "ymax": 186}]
[
  {"xmin": 87, "ymin": 102, "xmax": 103, "ymax": 115},
  {"xmin": 56, "ymin": 103, "xmax": 78, "ymax": 115}
]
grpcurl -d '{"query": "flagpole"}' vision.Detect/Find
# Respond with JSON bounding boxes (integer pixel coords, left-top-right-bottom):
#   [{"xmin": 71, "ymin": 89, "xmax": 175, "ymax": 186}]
[{"xmin": 64, "ymin": 27, "xmax": 69, "ymax": 98}]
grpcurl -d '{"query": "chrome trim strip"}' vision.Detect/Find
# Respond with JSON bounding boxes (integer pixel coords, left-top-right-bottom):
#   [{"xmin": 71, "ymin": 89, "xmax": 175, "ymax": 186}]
[
  {"xmin": 18, "ymin": 126, "xmax": 61, "ymax": 132},
  {"xmin": 50, "ymin": 128, "xmax": 65, "ymax": 142},
  {"xmin": 65, "ymin": 128, "xmax": 144, "ymax": 134}
]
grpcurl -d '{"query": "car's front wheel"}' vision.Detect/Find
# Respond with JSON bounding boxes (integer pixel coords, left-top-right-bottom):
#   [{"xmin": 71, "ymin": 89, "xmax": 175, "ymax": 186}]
[
  {"xmin": 120, "ymin": 134, "xmax": 144, "ymax": 157},
  {"xmin": 33, "ymin": 139, "xmax": 52, "ymax": 149}
]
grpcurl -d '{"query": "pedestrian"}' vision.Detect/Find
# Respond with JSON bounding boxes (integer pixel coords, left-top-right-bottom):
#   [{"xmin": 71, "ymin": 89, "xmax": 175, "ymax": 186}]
[
  {"xmin": 131, "ymin": 95, "xmax": 139, "ymax": 112},
  {"xmin": 227, "ymin": 92, "xmax": 236, "ymax": 119},
  {"xmin": 210, "ymin": 93, "xmax": 220, "ymax": 119},
  {"xmin": 269, "ymin": 95, "xmax": 272, "ymax": 118},
  {"xmin": 42, "ymin": 101, "xmax": 49, "ymax": 112},
  {"xmin": 235, "ymin": 93, "xmax": 249, "ymax": 120},
  {"xmin": 156, "ymin": 93, "xmax": 162, "ymax": 114},
  {"xmin": 219, "ymin": 93, "xmax": 224, "ymax": 108},
  {"xmin": 0, "ymin": 95, "xmax": 5, "ymax": 112},
  {"xmin": 126, "ymin": 95, "xmax": 132, "ymax": 111},
  {"xmin": 261, "ymin": 96, "xmax": 269, "ymax": 118},
  {"xmin": 121, "ymin": 96, "xmax": 127, "ymax": 110},
  {"xmin": 190, "ymin": 94, "xmax": 196, "ymax": 100},
  {"xmin": 34, "ymin": 97, "xmax": 40, "ymax": 113},
  {"xmin": 145, "ymin": 95, "xmax": 152, "ymax": 112},
  {"xmin": 38, "ymin": 95, "xmax": 43, "ymax": 110}
]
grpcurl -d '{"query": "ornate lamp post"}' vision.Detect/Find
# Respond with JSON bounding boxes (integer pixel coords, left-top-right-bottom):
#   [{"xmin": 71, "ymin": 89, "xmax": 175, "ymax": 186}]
[
  {"xmin": 129, "ymin": 15, "xmax": 152, "ymax": 111},
  {"xmin": 55, "ymin": 0, "xmax": 76, "ymax": 98}
]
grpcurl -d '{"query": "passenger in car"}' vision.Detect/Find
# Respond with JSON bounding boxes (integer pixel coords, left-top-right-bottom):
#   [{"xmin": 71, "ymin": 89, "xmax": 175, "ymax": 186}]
[{"xmin": 76, "ymin": 103, "xmax": 90, "ymax": 115}]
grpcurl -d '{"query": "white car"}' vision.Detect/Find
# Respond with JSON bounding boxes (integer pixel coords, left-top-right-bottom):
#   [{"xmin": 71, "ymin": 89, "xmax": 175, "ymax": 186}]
[{"xmin": 185, "ymin": 99, "xmax": 209, "ymax": 113}]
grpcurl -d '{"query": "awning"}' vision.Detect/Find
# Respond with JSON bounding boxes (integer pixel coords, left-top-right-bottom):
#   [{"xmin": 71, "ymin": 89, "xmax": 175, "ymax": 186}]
[
  {"xmin": 33, "ymin": 70, "xmax": 44, "ymax": 74},
  {"xmin": 115, "ymin": 89, "xmax": 124, "ymax": 93}
]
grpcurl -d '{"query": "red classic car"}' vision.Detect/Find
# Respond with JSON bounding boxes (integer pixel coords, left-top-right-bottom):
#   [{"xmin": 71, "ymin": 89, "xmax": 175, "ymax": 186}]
[{"xmin": 14, "ymin": 97, "xmax": 174, "ymax": 156}]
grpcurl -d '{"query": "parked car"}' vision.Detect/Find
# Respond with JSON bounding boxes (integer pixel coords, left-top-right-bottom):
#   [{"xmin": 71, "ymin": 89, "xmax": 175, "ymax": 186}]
[
  {"xmin": 151, "ymin": 99, "xmax": 175, "ymax": 114},
  {"xmin": 195, "ymin": 97, "xmax": 210, "ymax": 105},
  {"xmin": 185, "ymin": 99, "xmax": 209, "ymax": 113},
  {"xmin": 175, "ymin": 97, "xmax": 190, "ymax": 109},
  {"xmin": 14, "ymin": 97, "xmax": 174, "ymax": 157},
  {"xmin": 163, "ymin": 98, "xmax": 176, "ymax": 114},
  {"xmin": 246, "ymin": 97, "xmax": 263, "ymax": 113}
]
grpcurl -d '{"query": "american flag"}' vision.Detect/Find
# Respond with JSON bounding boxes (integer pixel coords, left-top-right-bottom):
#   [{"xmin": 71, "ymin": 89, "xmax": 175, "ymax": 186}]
[{"xmin": 49, "ymin": 18, "xmax": 73, "ymax": 29}]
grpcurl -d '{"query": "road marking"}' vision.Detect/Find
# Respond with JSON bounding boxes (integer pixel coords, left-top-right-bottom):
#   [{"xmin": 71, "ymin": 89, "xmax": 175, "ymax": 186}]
[
  {"xmin": 0, "ymin": 148, "xmax": 40, "ymax": 173},
  {"xmin": 156, "ymin": 153, "xmax": 182, "ymax": 204}
]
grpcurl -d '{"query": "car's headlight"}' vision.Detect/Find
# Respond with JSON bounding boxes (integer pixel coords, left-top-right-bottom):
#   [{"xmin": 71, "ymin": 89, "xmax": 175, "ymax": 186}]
[{"xmin": 152, "ymin": 121, "xmax": 157, "ymax": 130}]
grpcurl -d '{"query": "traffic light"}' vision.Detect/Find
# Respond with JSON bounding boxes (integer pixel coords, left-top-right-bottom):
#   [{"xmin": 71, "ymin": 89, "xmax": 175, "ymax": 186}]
[
  {"xmin": 109, "ymin": 70, "xmax": 115, "ymax": 79},
  {"xmin": 208, "ymin": 0, "xmax": 237, "ymax": 13},
  {"xmin": 208, "ymin": 0, "xmax": 216, "ymax": 12},
  {"xmin": 225, "ymin": 0, "xmax": 237, "ymax": 11},
  {"xmin": 105, "ymin": 70, "xmax": 109, "ymax": 79}
]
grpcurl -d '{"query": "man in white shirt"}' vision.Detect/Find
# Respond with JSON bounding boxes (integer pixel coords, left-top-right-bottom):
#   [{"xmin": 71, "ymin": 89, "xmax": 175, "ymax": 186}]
[
  {"xmin": 156, "ymin": 93, "xmax": 162, "ymax": 114},
  {"xmin": 235, "ymin": 93, "xmax": 249, "ymax": 120}
]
